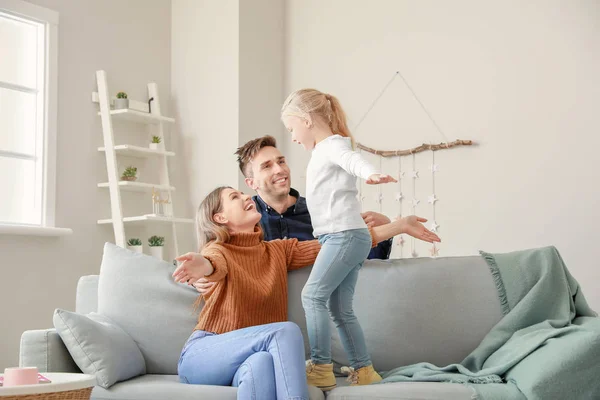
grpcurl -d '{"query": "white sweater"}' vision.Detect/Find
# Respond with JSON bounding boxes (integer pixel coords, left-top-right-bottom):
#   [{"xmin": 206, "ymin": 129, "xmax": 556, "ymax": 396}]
[{"xmin": 306, "ymin": 135, "xmax": 379, "ymax": 237}]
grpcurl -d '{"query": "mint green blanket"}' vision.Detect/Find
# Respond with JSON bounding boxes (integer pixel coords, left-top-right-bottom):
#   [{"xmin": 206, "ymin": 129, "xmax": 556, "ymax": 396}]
[{"xmin": 381, "ymin": 246, "xmax": 600, "ymax": 399}]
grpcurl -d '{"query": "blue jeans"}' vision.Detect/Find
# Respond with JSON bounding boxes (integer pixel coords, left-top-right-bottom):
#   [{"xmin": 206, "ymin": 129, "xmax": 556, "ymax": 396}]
[
  {"xmin": 302, "ymin": 228, "xmax": 373, "ymax": 369},
  {"xmin": 178, "ymin": 321, "xmax": 308, "ymax": 400}
]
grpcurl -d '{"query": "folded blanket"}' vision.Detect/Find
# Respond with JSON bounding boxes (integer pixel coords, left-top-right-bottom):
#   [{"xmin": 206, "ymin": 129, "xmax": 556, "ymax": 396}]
[{"xmin": 381, "ymin": 246, "xmax": 600, "ymax": 400}]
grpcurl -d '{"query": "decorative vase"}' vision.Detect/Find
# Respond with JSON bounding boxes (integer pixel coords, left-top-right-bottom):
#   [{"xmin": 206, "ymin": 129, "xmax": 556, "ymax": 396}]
[
  {"xmin": 114, "ymin": 98, "xmax": 129, "ymax": 110},
  {"xmin": 150, "ymin": 246, "xmax": 164, "ymax": 260},
  {"xmin": 127, "ymin": 245, "xmax": 143, "ymax": 254}
]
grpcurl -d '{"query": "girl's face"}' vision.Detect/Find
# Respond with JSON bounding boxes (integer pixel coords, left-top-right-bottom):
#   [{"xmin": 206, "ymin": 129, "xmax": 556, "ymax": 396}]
[
  {"xmin": 214, "ymin": 188, "xmax": 261, "ymax": 233},
  {"xmin": 282, "ymin": 115, "xmax": 315, "ymax": 151}
]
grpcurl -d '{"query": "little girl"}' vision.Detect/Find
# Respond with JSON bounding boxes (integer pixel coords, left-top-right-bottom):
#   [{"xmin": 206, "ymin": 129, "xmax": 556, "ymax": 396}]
[
  {"xmin": 281, "ymin": 89, "xmax": 439, "ymax": 390},
  {"xmin": 173, "ymin": 186, "xmax": 439, "ymax": 399}
]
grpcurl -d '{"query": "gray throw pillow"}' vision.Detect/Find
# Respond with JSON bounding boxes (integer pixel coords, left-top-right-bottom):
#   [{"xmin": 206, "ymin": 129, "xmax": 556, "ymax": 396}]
[
  {"xmin": 97, "ymin": 243, "xmax": 200, "ymax": 374},
  {"xmin": 53, "ymin": 309, "xmax": 146, "ymax": 388}
]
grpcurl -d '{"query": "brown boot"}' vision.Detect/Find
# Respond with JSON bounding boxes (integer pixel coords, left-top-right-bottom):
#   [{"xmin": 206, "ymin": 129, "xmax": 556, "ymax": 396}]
[
  {"xmin": 305, "ymin": 360, "xmax": 336, "ymax": 391},
  {"xmin": 341, "ymin": 365, "xmax": 382, "ymax": 386}
]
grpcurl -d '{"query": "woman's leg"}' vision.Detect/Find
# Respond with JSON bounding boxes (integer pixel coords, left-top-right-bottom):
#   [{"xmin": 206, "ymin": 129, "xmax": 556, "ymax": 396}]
[
  {"xmin": 329, "ymin": 261, "xmax": 371, "ymax": 370},
  {"xmin": 302, "ymin": 229, "xmax": 372, "ymax": 364},
  {"xmin": 178, "ymin": 322, "xmax": 308, "ymax": 400},
  {"xmin": 232, "ymin": 352, "xmax": 276, "ymax": 400}
]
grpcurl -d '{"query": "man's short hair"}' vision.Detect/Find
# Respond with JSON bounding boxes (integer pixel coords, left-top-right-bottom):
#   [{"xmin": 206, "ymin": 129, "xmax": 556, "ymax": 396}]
[{"xmin": 235, "ymin": 135, "xmax": 278, "ymax": 178}]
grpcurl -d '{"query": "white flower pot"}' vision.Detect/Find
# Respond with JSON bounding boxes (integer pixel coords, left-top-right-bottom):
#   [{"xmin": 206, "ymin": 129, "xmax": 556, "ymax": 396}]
[
  {"xmin": 149, "ymin": 143, "xmax": 159, "ymax": 150},
  {"xmin": 149, "ymin": 246, "xmax": 164, "ymax": 260},
  {"xmin": 114, "ymin": 98, "xmax": 129, "ymax": 110},
  {"xmin": 127, "ymin": 245, "xmax": 143, "ymax": 254}
]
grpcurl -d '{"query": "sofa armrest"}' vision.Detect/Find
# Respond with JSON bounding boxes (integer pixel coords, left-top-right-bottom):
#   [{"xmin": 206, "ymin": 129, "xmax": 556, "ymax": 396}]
[{"xmin": 19, "ymin": 329, "xmax": 80, "ymax": 373}]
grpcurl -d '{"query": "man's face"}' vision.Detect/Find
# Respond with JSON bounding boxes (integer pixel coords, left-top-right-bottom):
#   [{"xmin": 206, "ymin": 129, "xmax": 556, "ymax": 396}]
[{"xmin": 246, "ymin": 146, "xmax": 291, "ymax": 198}]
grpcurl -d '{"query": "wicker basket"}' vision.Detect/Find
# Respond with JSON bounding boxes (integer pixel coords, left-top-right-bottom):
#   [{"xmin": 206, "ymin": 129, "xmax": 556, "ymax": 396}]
[{"xmin": 1, "ymin": 387, "xmax": 92, "ymax": 400}]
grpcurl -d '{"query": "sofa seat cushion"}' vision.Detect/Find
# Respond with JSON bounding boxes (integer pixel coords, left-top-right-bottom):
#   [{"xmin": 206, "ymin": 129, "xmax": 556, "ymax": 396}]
[
  {"xmin": 326, "ymin": 378, "xmax": 475, "ymax": 400},
  {"xmin": 91, "ymin": 375, "xmax": 325, "ymax": 400}
]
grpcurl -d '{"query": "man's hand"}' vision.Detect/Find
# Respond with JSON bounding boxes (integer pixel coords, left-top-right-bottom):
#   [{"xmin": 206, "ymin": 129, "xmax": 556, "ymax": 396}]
[
  {"xmin": 361, "ymin": 211, "xmax": 391, "ymax": 228},
  {"xmin": 172, "ymin": 252, "xmax": 214, "ymax": 284},
  {"xmin": 193, "ymin": 278, "xmax": 216, "ymax": 295},
  {"xmin": 366, "ymin": 174, "xmax": 397, "ymax": 184},
  {"xmin": 399, "ymin": 216, "xmax": 441, "ymax": 244}
]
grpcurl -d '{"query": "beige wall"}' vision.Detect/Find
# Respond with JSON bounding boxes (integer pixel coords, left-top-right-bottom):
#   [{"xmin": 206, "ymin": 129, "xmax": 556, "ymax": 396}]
[
  {"xmin": 283, "ymin": 0, "xmax": 600, "ymax": 308},
  {"xmin": 0, "ymin": 0, "xmax": 172, "ymax": 370}
]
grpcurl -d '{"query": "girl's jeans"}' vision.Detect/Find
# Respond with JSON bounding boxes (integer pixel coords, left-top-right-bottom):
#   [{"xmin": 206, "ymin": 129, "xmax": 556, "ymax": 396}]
[
  {"xmin": 302, "ymin": 228, "xmax": 373, "ymax": 369},
  {"xmin": 178, "ymin": 321, "xmax": 309, "ymax": 400}
]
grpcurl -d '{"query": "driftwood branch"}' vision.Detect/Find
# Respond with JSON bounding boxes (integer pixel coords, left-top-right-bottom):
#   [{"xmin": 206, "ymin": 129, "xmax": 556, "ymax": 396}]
[{"xmin": 357, "ymin": 139, "xmax": 474, "ymax": 157}]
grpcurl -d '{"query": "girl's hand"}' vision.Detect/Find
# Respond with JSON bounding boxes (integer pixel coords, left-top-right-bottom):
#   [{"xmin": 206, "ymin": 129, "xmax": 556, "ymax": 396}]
[
  {"xmin": 366, "ymin": 174, "xmax": 397, "ymax": 184},
  {"xmin": 172, "ymin": 252, "xmax": 213, "ymax": 284},
  {"xmin": 400, "ymin": 216, "xmax": 441, "ymax": 243}
]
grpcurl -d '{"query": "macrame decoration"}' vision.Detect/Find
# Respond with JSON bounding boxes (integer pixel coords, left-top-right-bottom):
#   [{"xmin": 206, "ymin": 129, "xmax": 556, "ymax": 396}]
[{"xmin": 354, "ymin": 71, "xmax": 475, "ymax": 258}]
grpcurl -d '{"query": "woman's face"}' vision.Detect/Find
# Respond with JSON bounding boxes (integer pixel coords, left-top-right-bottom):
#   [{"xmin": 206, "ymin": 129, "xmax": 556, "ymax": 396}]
[
  {"xmin": 214, "ymin": 188, "xmax": 261, "ymax": 232},
  {"xmin": 282, "ymin": 115, "xmax": 315, "ymax": 151}
]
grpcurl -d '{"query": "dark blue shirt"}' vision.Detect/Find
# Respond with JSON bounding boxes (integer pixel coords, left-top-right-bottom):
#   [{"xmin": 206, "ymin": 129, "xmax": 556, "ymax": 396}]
[{"xmin": 253, "ymin": 188, "xmax": 392, "ymax": 260}]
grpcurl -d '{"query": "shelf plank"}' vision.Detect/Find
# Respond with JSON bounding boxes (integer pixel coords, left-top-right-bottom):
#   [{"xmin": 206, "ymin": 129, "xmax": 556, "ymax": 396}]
[
  {"xmin": 97, "ymin": 109, "xmax": 175, "ymax": 125},
  {"xmin": 97, "ymin": 214, "xmax": 194, "ymax": 225},
  {"xmin": 98, "ymin": 145, "xmax": 175, "ymax": 158},
  {"xmin": 97, "ymin": 181, "xmax": 175, "ymax": 192}
]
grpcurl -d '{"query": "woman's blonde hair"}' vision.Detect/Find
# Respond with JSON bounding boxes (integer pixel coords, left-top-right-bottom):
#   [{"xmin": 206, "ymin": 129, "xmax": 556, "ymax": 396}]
[
  {"xmin": 196, "ymin": 186, "xmax": 263, "ymax": 251},
  {"xmin": 281, "ymin": 88, "xmax": 355, "ymax": 148},
  {"xmin": 196, "ymin": 186, "xmax": 232, "ymax": 251}
]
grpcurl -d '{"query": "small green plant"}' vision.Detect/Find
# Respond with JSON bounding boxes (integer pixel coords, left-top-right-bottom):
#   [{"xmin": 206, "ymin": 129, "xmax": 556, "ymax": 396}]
[
  {"xmin": 148, "ymin": 235, "xmax": 165, "ymax": 247},
  {"xmin": 151, "ymin": 136, "xmax": 162, "ymax": 144},
  {"xmin": 116, "ymin": 91, "xmax": 128, "ymax": 99},
  {"xmin": 121, "ymin": 166, "xmax": 137, "ymax": 180},
  {"xmin": 127, "ymin": 238, "xmax": 142, "ymax": 246}
]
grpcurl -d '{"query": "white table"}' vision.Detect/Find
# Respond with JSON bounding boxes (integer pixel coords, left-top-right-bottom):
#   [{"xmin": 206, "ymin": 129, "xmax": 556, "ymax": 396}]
[{"xmin": 0, "ymin": 373, "xmax": 96, "ymax": 397}]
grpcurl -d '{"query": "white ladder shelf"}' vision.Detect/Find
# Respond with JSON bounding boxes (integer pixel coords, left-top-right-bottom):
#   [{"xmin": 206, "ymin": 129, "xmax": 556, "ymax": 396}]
[{"xmin": 93, "ymin": 70, "xmax": 192, "ymax": 258}]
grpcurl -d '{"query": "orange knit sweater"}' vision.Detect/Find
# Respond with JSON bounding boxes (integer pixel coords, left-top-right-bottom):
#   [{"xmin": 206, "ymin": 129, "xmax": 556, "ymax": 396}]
[{"xmin": 195, "ymin": 228, "xmax": 321, "ymax": 334}]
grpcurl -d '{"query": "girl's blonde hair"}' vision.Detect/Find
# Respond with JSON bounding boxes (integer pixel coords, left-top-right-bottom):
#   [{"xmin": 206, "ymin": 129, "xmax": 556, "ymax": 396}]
[
  {"xmin": 196, "ymin": 186, "xmax": 263, "ymax": 251},
  {"xmin": 281, "ymin": 89, "xmax": 355, "ymax": 148}
]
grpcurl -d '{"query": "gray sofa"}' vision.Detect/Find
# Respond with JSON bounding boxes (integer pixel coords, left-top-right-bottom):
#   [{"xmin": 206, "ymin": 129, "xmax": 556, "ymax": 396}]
[{"xmin": 20, "ymin": 254, "xmax": 504, "ymax": 400}]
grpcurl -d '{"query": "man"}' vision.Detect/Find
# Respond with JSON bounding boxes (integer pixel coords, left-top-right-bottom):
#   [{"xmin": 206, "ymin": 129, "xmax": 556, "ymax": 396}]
[
  {"xmin": 236, "ymin": 135, "xmax": 393, "ymax": 257},
  {"xmin": 194, "ymin": 135, "xmax": 393, "ymax": 292}
]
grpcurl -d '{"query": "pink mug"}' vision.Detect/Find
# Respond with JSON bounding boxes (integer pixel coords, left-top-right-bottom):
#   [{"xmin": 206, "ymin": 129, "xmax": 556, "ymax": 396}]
[{"xmin": 3, "ymin": 367, "xmax": 39, "ymax": 386}]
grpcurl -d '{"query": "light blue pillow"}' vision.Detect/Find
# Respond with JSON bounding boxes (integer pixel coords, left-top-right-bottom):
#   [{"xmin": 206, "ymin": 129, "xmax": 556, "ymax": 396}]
[{"xmin": 53, "ymin": 308, "xmax": 146, "ymax": 388}]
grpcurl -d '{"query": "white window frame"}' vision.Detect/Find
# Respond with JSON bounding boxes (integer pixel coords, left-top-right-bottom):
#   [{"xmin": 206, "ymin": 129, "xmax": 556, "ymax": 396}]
[{"xmin": 0, "ymin": 0, "xmax": 70, "ymax": 236}]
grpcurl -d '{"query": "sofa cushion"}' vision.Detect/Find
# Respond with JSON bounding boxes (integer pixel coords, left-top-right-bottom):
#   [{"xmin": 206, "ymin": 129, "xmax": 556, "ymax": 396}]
[
  {"xmin": 53, "ymin": 309, "xmax": 145, "ymax": 388},
  {"xmin": 287, "ymin": 256, "xmax": 503, "ymax": 373},
  {"xmin": 90, "ymin": 374, "xmax": 324, "ymax": 400},
  {"xmin": 327, "ymin": 378, "xmax": 475, "ymax": 400},
  {"xmin": 97, "ymin": 243, "xmax": 200, "ymax": 374}
]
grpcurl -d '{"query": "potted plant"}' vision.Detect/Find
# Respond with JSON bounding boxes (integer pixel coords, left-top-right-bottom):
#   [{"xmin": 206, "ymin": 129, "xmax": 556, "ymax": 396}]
[
  {"xmin": 121, "ymin": 166, "xmax": 137, "ymax": 181},
  {"xmin": 115, "ymin": 91, "xmax": 129, "ymax": 109},
  {"xmin": 150, "ymin": 135, "xmax": 162, "ymax": 150},
  {"xmin": 148, "ymin": 235, "xmax": 165, "ymax": 260},
  {"xmin": 127, "ymin": 238, "xmax": 143, "ymax": 253}
]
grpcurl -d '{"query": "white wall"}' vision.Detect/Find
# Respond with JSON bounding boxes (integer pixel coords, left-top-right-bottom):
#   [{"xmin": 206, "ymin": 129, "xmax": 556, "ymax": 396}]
[
  {"xmin": 171, "ymin": 0, "xmax": 240, "ymax": 214},
  {"xmin": 0, "ymin": 0, "xmax": 172, "ymax": 370},
  {"xmin": 172, "ymin": 0, "xmax": 285, "ymax": 212},
  {"xmin": 284, "ymin": 0, "xmax": 600, "ymax": 308},
  {"xmin": 239, "ymin": 0, "xmax": 285, "ymax": 189}
]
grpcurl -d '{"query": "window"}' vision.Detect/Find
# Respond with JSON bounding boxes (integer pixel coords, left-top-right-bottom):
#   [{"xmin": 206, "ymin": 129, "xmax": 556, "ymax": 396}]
[{"xmin": 0, "ymin": 0, "xmax": 65, "ymax": 235}]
